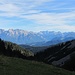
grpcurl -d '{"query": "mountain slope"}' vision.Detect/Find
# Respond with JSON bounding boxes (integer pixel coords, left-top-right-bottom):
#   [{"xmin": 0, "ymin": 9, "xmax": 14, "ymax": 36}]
[
  {"xmin": 35, "ymin": 40, "xmax": 75, "ymax": 71},
  {"xmin": 20, "ymin": 44, "xmax": 49, "ymax": 53},
  {"xmin": 0, "ymin": 38, "xmax": 34, "ymax": 58},
  {"xmin": 0, "ymin": 38, "xmax": 74, "ymax": 75},
  {"xmin": 0, "ymin": 55, "xmax": 74, "ymax": 75}
]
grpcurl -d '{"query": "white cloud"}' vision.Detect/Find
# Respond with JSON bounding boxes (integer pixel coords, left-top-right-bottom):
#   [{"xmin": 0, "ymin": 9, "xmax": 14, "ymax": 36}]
[
  {"xmin": 0, "ymin": 0, "xmax": 51, "ymax": 17},
  {"xmin": 7, "ymin": 24, "xmax": 75, "ymax": 32},
  {"xmin": 49, "ymin": 25, "xmax": 75, "ymax": 32},
  {"xmin": 32, "ymin": 24, "xmax": 75, "ymax": 32},
  {"xmin": 0, "ymin": 0, "xmax": 75, "ymax": 32},
  {"xmin": 0, "ymin": 4, "xmax": 21, "ymax": 12},
  {"xmin": 0, "ymin": 3, "xmax": 22, "ymax": 17},
  {"xmin": 22, "ymin": 11, "xmax": 75, "ymax": 25},
  {"xmin": 0, "ymin": 3, "xmax": 40, "ymax": 17}
]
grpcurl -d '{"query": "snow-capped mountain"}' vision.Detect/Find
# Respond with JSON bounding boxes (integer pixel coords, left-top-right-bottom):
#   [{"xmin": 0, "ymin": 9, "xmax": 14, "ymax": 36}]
[
  {"xmin": 0, "ymin": 29, "xmax": 75, "ymax": 45},
  {"xmin": 0, "ymin": 29, "xmax": 46, "ymax": 44}
]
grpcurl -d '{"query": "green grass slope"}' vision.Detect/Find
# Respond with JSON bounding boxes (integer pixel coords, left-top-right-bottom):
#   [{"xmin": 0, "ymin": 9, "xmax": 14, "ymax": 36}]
[{"xmin": 0, "ymin": 55, "xmax": 75, "ymax": 75}]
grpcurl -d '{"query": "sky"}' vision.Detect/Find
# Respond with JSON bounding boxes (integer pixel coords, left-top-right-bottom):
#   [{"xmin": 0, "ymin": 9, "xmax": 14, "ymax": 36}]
[{"xmin": 0, "ymin": 0, "xmax": 75, "ymax": 32}]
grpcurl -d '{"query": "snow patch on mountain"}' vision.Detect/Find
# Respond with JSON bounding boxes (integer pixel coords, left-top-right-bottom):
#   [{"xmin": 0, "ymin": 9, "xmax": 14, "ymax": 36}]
[{"xmin": 0, "ymin": 29, "xmax": 75, "ymax": 45}]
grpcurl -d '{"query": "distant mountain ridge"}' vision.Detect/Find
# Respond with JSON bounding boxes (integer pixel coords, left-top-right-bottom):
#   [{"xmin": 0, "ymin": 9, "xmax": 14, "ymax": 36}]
[{"xmin": 0, "ymin": 29, "xmax": 75, "ymax": 46}]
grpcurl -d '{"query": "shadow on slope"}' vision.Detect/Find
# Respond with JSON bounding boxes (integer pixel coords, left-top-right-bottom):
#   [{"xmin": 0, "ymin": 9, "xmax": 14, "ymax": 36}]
[
  {"xmin": 35, "ymin": 39, "xmax": 75, "ymax": 71},
  {"xmin": 0, "ymin": 38, "xmax": 34, "ymax": 59}
]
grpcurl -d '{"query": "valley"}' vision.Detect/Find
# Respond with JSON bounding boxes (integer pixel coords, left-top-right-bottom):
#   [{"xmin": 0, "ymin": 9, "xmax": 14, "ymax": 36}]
[
  {"xmin": 0, "ymin": 0, "xmax": 75, "ymax": 74},
  {"xmin": 0, "ymin": 32, "xmax": 75, "ymax": 74}
]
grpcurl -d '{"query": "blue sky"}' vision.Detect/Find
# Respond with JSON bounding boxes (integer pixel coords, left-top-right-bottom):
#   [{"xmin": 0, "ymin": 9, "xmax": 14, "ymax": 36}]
[{"xmin": 0, "ymin": 0, "xmax": 75, "ymax": 32}]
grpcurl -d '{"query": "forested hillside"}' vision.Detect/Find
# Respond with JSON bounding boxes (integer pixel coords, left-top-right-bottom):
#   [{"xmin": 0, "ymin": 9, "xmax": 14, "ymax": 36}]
[
  {"xmin": 0, "ymin": 39, "xmax": 34, "ymax": 58},
  {"xmin": 35, "ymin": 40, "xmax": 75, "ymax": 71}
]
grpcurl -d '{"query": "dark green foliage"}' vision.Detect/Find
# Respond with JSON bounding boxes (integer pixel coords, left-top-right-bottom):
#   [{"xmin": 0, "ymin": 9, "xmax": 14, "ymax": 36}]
[
  {"xmin": 0, "ymin": 39, "xmax": 34, "ymax": 58},
  {"xmin": 0, "ymin": 55, "xmax": 74, "ymax": 75},
  {"xmin": 62, "ymin": 52, "xmax": 75, "ymax": 71},
  {"xmin": 0, "ymin": 38, "xmax": 6, "ymax": 55},
  {"xmin": 34, "ymin": 43, "xmax": 66, "ymax": 62},
  {"xmin": 35, "ymin": 40, "xmax": 75, "ymax": 71}
]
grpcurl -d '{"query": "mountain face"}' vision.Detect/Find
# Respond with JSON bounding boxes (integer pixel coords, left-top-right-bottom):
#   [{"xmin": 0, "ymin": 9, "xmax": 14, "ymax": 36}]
[
  {"xmin": 0, "ymin": 29, "xmax": 75, "ymax": 46},
  {"xmin": 0, "ymin": 38, "xmax": 34, "ymax": 58},
  {"xmin": 0, "ymin": 29, "xmax": 45, "ymax": 44},
  {"xmin": 35, "ymin": 40, "xmax": 75, "ymax": 71}
]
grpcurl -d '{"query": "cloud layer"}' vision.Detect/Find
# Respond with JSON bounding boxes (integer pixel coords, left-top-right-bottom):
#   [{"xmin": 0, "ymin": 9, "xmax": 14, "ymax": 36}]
[{"xmin": 0, "ymin": 0, "xmax": 75, "ymax": 32}]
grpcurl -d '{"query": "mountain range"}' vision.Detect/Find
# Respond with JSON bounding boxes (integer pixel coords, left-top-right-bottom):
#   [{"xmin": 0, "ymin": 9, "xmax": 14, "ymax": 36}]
[{"xmin": 0, "ymin": 29, "xmax": 75, "ymax": 46}]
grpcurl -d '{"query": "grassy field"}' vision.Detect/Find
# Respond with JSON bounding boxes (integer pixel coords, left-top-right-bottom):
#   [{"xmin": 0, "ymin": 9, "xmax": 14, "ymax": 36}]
[{"xmin": 0, "ymin": 55, "xmax": 75, "ymax": 75}]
